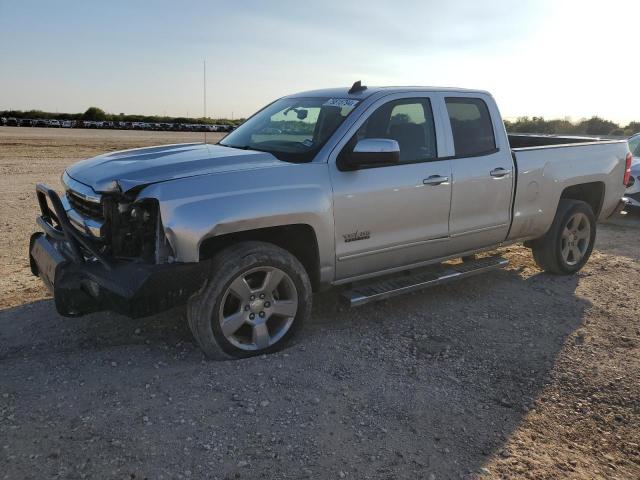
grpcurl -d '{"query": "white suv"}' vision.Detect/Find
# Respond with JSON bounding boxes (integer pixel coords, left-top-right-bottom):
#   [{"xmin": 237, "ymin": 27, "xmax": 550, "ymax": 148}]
[{"xmin": 623, "ymin": 133, "xmax": 640, "ymax": 210}]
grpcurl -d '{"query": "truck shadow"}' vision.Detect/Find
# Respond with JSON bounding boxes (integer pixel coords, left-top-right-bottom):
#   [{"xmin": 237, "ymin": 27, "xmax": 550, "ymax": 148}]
[
  {"xmin": 0, "ymin": 299, "xmax": 193, "ymax": 359},
  {"xmin": 0, "ymin": 265, "xmax": 588, "ymax": 478},
  {"xmin": 306, "ymin": 267, "xmax": 588, "ymax": 476}
]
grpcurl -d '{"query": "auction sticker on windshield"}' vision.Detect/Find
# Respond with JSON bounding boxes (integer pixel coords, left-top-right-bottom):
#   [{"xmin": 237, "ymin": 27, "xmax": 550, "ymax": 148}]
[{"xmin": 323, "ymin": 98, "xmax": 359, "ymax": 110}]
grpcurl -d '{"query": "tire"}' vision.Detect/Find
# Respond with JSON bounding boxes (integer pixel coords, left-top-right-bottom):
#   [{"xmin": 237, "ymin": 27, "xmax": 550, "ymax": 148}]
[
  {"xmin": 530, "ymin": 199, "xmax": 596, "ymax": 275},
  {"xmin": 187, "ymin": 241, "xmax": 312, "ymax": 360}
]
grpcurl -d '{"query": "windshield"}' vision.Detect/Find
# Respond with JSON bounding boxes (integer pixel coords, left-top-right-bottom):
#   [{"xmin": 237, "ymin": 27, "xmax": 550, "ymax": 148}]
[
  {"xmin": 219, "ymin": 97, "xmax": 360, "ymax": 162},
  {"xmin": 629, "ymin": 134, "xmax": 640, "ymax": 157}
]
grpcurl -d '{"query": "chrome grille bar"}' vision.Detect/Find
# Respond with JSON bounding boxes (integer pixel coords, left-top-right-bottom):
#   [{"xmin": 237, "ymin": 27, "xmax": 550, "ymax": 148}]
[{"xmin": 61, "ymin": 171, "xmax": 105, "ymax": 237}]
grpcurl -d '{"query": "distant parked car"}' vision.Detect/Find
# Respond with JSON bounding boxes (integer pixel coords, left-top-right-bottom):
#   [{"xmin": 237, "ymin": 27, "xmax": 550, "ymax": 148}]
[
  {"xmin": 19, "ymin": 119, "xmax": 33, "ymax": 127},
  {"xmin": 48, "ymin": 120, "xmax": 61, "ymax": 128},
  {"xmin": 623, "ymin": 133, "xmax": 640, "ymax": 211},
  {"xmin": 34, "ymin": 119, "xmax": 48, "ymax": 127},
  {"xmin": 6, "ymin": 117, "xmax": 19, "ymax": 126},
  {"xmin": 60, "ymin": 120, "xmax": 72, "ymax": 128},
  {"xmin": 0, "ymin": 117, "xmax": 6, "ymax": 126}
]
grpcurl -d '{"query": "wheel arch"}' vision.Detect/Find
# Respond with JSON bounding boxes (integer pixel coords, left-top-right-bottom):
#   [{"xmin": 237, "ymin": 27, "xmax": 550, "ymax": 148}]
[
  {"xmin": 559, "ymin": 181, "xmax": 605, "ymax": 217},
  {"xmin": 198, "ymin": 224, "xmax": 322, "ymax": 291}
]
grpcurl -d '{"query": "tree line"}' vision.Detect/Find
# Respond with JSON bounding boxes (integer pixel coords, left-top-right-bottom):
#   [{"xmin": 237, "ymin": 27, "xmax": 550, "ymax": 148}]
[
  {"xmin": 505, "ymin": 116, "xmax": 639, "ymax": 137},
  {"xmin": 0, "ymin": 107, "xmax": 244, "ymax": 126}
]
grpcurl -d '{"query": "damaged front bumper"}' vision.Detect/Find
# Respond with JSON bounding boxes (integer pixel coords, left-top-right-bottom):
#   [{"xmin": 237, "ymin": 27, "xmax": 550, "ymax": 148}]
[{"xmin": 29, "ymin": 184, "xmax": 207, "ymax": 318}]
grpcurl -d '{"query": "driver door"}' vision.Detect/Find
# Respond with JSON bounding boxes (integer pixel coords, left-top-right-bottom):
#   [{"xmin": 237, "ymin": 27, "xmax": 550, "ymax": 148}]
[{"xmin": 329, "ymin": 94, "xmax": 452, "ymax": 280}]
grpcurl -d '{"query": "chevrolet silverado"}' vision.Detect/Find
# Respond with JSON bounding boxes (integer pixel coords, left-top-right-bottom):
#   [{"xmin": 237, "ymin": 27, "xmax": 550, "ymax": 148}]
[{"xmin": 29, "ymin": 83, "xmax": 632, "ymax": 359}]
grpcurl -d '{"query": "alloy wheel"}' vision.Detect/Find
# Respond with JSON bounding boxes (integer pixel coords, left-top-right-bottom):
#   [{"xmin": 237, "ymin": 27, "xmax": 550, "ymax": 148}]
[
  {"xmin": 560, "ymin": 212, "xmax": 590, "ymax": 266},
  {"xmin": 218, "ymin": 266, "xmax": 298, "ymax": 351}
]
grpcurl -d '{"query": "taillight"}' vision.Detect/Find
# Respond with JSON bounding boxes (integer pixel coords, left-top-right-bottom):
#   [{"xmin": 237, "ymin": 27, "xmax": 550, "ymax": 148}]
[{"xmin": 624, "ymin": 152, "xmax": 632, "ymax": 186}]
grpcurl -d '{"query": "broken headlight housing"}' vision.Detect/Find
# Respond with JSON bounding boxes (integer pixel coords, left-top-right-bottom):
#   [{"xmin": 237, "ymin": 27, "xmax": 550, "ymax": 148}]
[{"xmin": 104, "ymin": 198, "xmax": 173, "ymax": 263}]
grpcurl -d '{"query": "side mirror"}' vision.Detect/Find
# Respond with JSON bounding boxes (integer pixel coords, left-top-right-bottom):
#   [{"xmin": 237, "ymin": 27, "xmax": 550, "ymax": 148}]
[{"xmin": 342, "ymin": 138, "xmax": 400, "ymax": 170}]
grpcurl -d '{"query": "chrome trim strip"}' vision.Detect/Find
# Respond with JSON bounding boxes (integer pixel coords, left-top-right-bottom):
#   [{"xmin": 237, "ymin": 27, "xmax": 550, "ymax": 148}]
[
  {"xmin": 333, "ymin": 242, "xmax": 508, "ymax": 286},
  {"xmin": 337, "ymin": 236, "xmax": 449, "ymax": 261},
  {"xmin": 62, "ymin": 171, "xmax": 101, "ymax": 203},
  {"xmin": 449, "ymin": 223, "xmax": 509, "ymax": 238}
]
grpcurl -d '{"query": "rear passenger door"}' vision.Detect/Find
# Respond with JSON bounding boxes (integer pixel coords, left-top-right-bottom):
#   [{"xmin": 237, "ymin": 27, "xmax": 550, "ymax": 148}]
[{"xmin": 444, "ymin": 96, "xmax": 514, "ymax": 251}]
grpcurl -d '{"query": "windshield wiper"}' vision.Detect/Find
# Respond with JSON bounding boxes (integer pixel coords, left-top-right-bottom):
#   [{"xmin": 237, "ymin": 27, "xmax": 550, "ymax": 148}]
[
  {"xmin": 219, "ymin": 143, "xmax": 250, "ymax": 150},
  {"xmin": 223, "ymin": 144, "xmax": 270, "ymax": 153}
]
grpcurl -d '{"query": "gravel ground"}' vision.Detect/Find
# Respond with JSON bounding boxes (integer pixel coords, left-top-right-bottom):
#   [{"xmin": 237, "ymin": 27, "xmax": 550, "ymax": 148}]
[{"xmin": 1, "ymin": 127, "xmax": 638, "ymax": 479}]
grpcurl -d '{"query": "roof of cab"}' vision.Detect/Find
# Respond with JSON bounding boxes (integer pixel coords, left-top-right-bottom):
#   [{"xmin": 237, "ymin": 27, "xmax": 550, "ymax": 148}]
[{"xmin": 287, "ymin": 85, "xmax": 491, "ymax": 99}]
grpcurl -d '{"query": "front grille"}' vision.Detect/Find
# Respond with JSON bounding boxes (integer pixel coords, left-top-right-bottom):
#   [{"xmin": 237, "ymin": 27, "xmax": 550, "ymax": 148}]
[{"xmin": 66, "ymin": 190, "xmax": 103, "ymax": 220}]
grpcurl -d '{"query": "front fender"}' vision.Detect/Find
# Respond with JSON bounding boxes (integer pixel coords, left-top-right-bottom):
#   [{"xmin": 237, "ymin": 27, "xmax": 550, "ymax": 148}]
[{"xmin": 137, "ymin": 164, "xmax": 335, "ymax": 279}]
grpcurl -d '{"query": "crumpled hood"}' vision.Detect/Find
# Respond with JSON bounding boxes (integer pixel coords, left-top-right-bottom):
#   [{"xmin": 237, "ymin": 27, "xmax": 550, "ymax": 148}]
[{"xmin": 65, "ymin": 143, "xmax": 286, "ymax": 193}]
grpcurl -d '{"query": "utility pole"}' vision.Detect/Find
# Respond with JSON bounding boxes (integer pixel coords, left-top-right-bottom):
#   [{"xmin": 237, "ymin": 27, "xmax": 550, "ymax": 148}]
[{"xmin": 203, "ymin": 59, "xmax": 207, "ymax": 144}]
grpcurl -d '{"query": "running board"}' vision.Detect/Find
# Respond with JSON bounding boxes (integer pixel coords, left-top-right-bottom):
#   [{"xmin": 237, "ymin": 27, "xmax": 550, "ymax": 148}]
[{"xmin": 341, "ymin": 256, "xmax": 508, "ymax": 307}]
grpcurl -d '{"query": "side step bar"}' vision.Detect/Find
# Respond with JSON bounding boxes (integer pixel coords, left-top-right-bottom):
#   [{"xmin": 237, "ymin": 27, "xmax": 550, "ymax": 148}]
[{"xmin": 341, "ymin": 256, "xmax": 508, "ymax": 307}]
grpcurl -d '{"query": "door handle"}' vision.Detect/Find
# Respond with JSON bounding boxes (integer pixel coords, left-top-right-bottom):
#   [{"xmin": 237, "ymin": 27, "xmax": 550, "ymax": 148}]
[
  {"xmin": 423, "ymin": 175, "xmax": 449, "ymax": 186},
  {"xmin": 490, "ymin": 167, "xmax": 511, "ymax": 178}
]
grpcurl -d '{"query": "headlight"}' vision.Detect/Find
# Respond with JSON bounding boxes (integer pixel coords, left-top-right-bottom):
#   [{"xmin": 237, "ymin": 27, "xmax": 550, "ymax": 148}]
[
  {"xmin": 108, "ymin": 199, "xmax": 159, "ymax": 262},
  {"xmin": 130, "ymin": 204, "xmax": 152, "ymax": 222}
]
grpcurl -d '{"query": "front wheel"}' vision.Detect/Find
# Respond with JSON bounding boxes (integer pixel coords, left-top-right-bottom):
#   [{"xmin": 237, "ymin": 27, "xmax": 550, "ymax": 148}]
[
  {"xmin": 530, "ymin": 199, "xmax": 596, "ymax": 275},
  {"xmin": 187, "ymin": 241, "xmax": 312, "ymax": 360}
]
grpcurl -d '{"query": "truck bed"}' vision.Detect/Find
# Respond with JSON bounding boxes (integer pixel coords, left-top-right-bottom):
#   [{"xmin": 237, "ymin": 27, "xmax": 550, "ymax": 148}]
[{"xmin": 507, "ymin": 137, "xmax": 629, "ymax": 243}]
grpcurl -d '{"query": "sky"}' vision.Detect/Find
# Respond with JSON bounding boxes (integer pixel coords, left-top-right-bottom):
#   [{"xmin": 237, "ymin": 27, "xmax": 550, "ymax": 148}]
[{"xmin": 0, "ymin": 0, "xmax": 638, "ymax": 123}]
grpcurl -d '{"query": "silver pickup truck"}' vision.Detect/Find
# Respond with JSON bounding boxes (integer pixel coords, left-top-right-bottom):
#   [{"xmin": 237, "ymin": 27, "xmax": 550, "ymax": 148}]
[{"xmin": 30, "ymin": 83, "xmax": 632, "ymax": 359}]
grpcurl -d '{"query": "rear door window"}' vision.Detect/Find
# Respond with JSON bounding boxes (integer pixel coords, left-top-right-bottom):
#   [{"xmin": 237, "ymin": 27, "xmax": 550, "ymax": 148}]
[{"xmin": 445, "ymin": 97, "xmax": 496, "ymax": 156}]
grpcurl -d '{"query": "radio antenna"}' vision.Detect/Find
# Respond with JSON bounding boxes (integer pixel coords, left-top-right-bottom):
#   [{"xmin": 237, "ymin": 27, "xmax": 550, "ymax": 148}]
[{"xmin": 203, "ymin": 59, "xmax": 207, "ymax": 144}]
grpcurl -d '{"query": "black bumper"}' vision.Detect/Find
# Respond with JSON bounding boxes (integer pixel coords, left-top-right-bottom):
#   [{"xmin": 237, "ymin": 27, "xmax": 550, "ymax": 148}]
[
  {"xmin": 29, "ymin": 184, "xmax": 208, "ymax": 318},
  {"xmin": 607, "ymin": 198, "xmax": 630, "ymax": 218}
]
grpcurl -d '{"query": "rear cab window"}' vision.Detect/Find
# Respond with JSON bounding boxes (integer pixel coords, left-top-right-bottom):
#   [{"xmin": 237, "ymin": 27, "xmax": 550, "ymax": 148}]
[{"xmin": 445, "ymin": 97, "xmax": 496, "ymax": 157}]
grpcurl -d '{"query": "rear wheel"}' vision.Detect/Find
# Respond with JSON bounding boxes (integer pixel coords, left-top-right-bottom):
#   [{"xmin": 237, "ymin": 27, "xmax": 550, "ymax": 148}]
[
  {"xmin": 530, "ymin": 199, "xmax": 596, "ymax": 274},
  {"xmin": 187, "ymin": 241, "xmax": 312, "ymax": 360}
]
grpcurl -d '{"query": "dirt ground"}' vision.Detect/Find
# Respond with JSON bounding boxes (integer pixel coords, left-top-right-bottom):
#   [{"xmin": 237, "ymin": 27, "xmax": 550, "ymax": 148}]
[{"xmin": 0, "ymin": 127, "xmax": 638, "ymax": 479}]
